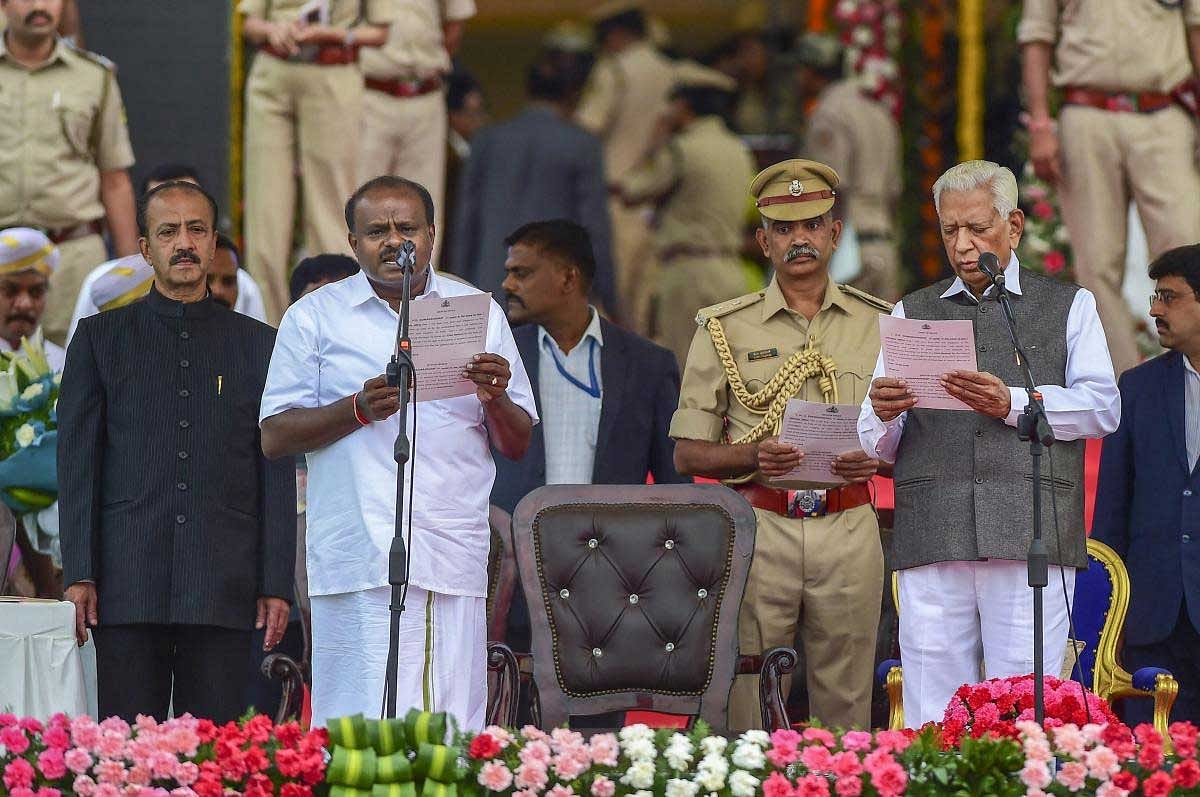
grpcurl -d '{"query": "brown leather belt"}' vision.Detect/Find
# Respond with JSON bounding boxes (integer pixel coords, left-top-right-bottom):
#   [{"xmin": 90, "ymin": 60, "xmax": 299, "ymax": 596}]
[
  {"xmin": 25, "ymin": 219, "xmax": 102, "ymax": 244},
  {"xmin": 365, "ymin": 75, "xmax": 444, "ymax": 98},
  {"xmin": 1063, "ymin": 86, "xmax": 1175, "ymax": 114},
  {"xmin": 263, "ymin": 43, "xmax": 358, "ymax": 65},
  {"xmin": 734, "ymin": 482, "xmax": 872, "ymax": 519}
]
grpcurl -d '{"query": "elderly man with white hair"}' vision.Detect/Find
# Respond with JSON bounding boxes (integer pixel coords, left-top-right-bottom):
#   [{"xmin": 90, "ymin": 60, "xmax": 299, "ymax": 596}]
[{"xmin": 857, "ymin": 160, "xmax": 1121, "ymax": 727}]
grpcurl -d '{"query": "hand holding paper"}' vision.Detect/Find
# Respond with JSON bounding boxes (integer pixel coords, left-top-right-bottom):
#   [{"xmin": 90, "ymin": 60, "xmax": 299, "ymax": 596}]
[
  {"xmin": 878, "ymin": 315, "xmax": 978, "ymax": 411},
  {"xmin": 409, "ymin": 293, "xmax": 491, "ymax": 401},
  {"xmin": 769, "ymin": 399, "xmax": 867, "ymax": 488}
]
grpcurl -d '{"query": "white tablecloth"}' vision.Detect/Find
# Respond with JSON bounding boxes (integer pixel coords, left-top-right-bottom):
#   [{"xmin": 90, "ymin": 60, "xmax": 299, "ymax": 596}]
[{"xmin": 0, "ymin": 598, "xmax": 96, "ymax": 718}]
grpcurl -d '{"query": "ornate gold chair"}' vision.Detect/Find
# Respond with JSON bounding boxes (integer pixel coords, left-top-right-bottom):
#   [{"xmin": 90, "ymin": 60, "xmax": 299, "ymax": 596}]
[
  {"xmin": 487, "ymin": 484, "xmax": 796, "ymax": 733},
  {"xmin": 877, "ymin": 538, "xmax": 1179, "ymax": 740}
]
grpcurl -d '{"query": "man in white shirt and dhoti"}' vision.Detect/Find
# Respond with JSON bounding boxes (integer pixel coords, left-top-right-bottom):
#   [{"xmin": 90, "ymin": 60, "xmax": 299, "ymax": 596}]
[
  {"xmin": 259, "ymin": 175, "xmax": 537, "ymax": 729},
  {"xmin": 858, "ymin": 160, "xmax": 1120, "ymax": 727}
]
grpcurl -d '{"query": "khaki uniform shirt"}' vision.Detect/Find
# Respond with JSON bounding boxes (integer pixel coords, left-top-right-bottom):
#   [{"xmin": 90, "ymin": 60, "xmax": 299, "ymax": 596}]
[
  {"xmin": 361, "ymin": 0, "xmax": 475, "ymax": 81},
  {"xmin": 0, "ymin": 36, "xmax": 134, "ymax": 229},
  {"xmin": 575, "ymin": 40, "xmax": 675, "ymax": 181},
  {"xmin": 618, "ymin": 116, "xmax": 755, "ymax": 256},
  {"xmin": 670, "ymin": 277, "xmax": 887, "ymax": 486},
  {"xmin": 804, "ymin": 80, "xmax": 900, "ymax": 235},
  {"xmin": 1017, "ymin": 0, "xmax": 1200, "ymax": 93},
  {"xmin": 238, "ymin": 0, "xmax": 396, "ymax": 29}
]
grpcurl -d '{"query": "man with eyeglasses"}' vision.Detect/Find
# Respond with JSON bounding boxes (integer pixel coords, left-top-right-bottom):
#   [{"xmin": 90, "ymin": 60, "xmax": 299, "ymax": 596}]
[{"xmin": 1094, "ymin": 243, "xmax": 1200, "ymax": 726}]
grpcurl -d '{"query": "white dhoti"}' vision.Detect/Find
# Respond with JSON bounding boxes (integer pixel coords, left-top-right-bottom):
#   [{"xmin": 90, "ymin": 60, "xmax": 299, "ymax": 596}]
[
  {"xmin": 309, "ymin": 584, "xmax": 487, "ymax": 730},
  {"xmin": 897, "ymin": 559, "xmax": 1077, "ymax": 728}
]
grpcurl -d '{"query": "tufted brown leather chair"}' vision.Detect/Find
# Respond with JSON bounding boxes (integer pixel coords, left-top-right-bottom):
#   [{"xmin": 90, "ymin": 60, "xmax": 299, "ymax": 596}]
[{"xmin": 488, "ymin": 484, "xmax": 795, "ymax": 733}]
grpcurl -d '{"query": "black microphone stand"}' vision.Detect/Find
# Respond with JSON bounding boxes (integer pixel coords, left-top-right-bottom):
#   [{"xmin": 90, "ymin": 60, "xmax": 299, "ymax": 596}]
[
  {"xmin": 382, "ymin": 241, "xmax": 416, "ymax": 719},
  {"xmin": 986, "ymin": 265, "xmax": 1055, "ymax": 725}
]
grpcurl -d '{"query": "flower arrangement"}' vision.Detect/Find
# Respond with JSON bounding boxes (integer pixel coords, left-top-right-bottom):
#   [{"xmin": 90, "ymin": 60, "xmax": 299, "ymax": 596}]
[
  {"xmin": 940, "ymin": 675, "xmax": 1123, "ymax": 748},
  {"xmin": 1015, "ymin": 154, "xmax": 1074, "ymax": 282},
  {"xmin": 0, "ymin": 711, "xmax": 327, "ymax": 797},
  {"xmin": 0, "ymin": 330, "xmax": 61, "ymax": 513},
  {"xmin": 831, "ymin": 0, "xmax": 903, "ymax": 118}
]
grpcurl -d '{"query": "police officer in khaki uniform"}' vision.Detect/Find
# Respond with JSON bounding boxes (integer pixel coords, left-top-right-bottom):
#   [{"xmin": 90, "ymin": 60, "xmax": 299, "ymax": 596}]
[
  {"xmin": 1019, "ymin": 0, "xmax": 1200, "ymax": 376},
  {"xmin": 0, "ymin": 0, "xmax": 137, "ymax": 346},
  {"xmin": 359, "ymin": 0, "xmax": 475, "ymax": 263},
  {"xmin": 617, "ymin": 61, "xmax": 756, "ymax": 367},
  {"xmin": 798, "ymin": 33, "xmax": 902, "ymax": 302},
  {"xmin": 576, "ymin": 0, "xmax": 675, "ymax": 333},
  {"xmin": 671, "ymin": 159, "xmax": 889, "ymax": 731},
  {"xmin": 240, "ymin": 0, "xmax": 396, "ymax": 323}
]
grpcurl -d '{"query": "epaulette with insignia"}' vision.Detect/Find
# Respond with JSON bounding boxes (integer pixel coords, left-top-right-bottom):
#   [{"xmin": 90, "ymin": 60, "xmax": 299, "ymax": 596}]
[
  {"xmin": 67, "ymin": 42, "xmax": 116, "ymax": 72},
  {"xmin": 694, "ymin": 292, "xmax": 764, "ymax": 325},
  {"xmin": 838, "ymin": 284, "xmax": 894, "ymax": 313}
]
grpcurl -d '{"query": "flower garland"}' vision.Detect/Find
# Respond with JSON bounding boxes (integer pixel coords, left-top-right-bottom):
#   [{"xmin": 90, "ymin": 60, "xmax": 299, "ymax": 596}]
[{"xmin": 831, "ymin": 0, "xmax": 902, "ymax": 119}]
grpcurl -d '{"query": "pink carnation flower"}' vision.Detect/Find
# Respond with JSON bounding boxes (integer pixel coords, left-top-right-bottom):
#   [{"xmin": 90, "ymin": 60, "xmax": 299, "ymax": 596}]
[
  {"xmin": 795, "ymin": 774, "xmax": 830, "ymax": 797},
  {"xmin": 71, "ymin": 719, "xmax": 103, "ymax": 751},
  {"xmin": 514, "ymin": 762, "xmax": 548, "ymax": 791},
  {"xmin": 66, "ymin": 748, "xmax": 94, "ymax": 775},
  {"xmin": 174, "ymin": 762, "xmax": 199, "ymax": 787},
  {"xmin": 839, "ymin": 732, "xmax": 872, "ymax": 752},
  {"xmin": 520, "ymin": 726, "xmax": 549, "ymax": 743},
  {"xmin": 0, "ymin": 713, "xmax": 18, "ymax": 728},
  {"xmin": 1055, "ymin": 761, "xmax": 1088, "ymax": 791},
  {"xmin": 95, "ymin": 731, "xmax": 127, "ymax": 760},
  {"xmin": 170, "ymin": 789, "xmax": 197, "ymax": 797},
  {"xmin": 1096, "ymin": 782, "xmax": 1128, "ymax": 797},
  {"xmin": 519, "ymin": 740, "xmax": 552, "ymax": 766},
  {"xmin": 5, "ymin": 758, "xmax": 36, "ymax": 789},
  {"xmin": 870, "ymin": 763, "xmax": 907, "ymax": 797},
  {"xmin": 547, "ymin": 785, "xmax": 576, "ymax": 797},
  {"xmin": 38, "ymin": 748, "xmax": 68, "ymax": 780},
  {"xmin": 873, "ymin": 731, "xmax": 912, "ymax": 753},
  {"xmin": 1084, "ymin": 745, "xmax": 1120, "ymax": 780},
  {"xmin": 1020, "ymin": 761, "xmax": 1051, "ymax": 789},
  {"xmin": 800, "ymin": 745, "xmax": 834, "ymax": 773},
  {"xmin": 92, "ymin": 785, "xmax": 120, "ymax": 797},
  {"xmin": 2, "ymin": 726, "xmax": 30, "ymax": 755},
  {"xmin": 477, "ymin": 761, "xmax": 514, "ymax": 792},
  {"xmin": 44, "ymin": 726, "xmax": 71, "ymax": 750},
  {"xmin": 97, "ymin": 718, "xmax": 130, "ymax": 738},
  {"xmin": 802, "ymin": 728, "xmax": 836, "ymax": 747},
  {"xmin": 481, "ymin": 726, "xmax": 515, "ymax": 749},
  {"xmin": 834, "ymin": 776, "xmax": 862, "ymax": 797},
  {"xmin": 125, "ymin": 766, "xmax": 151, "ymax": 787},
  {"xmin": 38, "ymin": 788, "xmax": 62, "ymax": 797},
  {"xmin": 590, "ymin": 776, "xmax": 616, "ymax": 797},
  {"xmin": 10, "ymin": 788, "xmax": 36, "ymax": 797},
  {"xmin": 831, "ymin": 751, "xmax": 862, "ymax": 779},
  {"xmin": 588, "ymin": 734, "xmax": 619, "ymax": 767},
  {"xmin": 73, "ymin": 776, "xmax": 98, "ymax": 797},
  {"xmin": 1052, "ymin": 725, "xmax": 1087, "ymax": 759},
  {"xmin": 95, "ymin": 759, "xmax": 127, "ymax": 786},
  {"xmin": 762, "ymin": 771, "xmax": 795, "ymax": 797}
]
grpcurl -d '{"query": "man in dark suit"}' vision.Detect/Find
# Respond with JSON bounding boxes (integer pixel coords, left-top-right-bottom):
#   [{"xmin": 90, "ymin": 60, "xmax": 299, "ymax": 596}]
[
  {"xmin": 493, "ymin": 219, "xmax": 686, "ymax": 517},
  {"xmin": 59, "ymin": 181, "xmax": 295, "ymax": 723},
  {"xmin": 450, "ymin": 54, "xmax": 617, "ymax": 316},
  {"xmin": 1094, "ymin": 243, "xmax": 1200, "ymax": 725}
]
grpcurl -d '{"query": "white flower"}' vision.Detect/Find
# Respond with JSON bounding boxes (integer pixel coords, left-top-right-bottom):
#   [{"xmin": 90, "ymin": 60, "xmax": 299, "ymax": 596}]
[
  {"xmin": 738, "ymin": 730, "xmax": 770, "ymax": 747},
  {"xmin": 730, "ymin": 742, "xmax": 766, "ymax": 771},
  {"xmin": 623, "ymin": 738, "xmax": 657, "ymax": 763},
  {"xmin": 698, "ymin": 737, "xmax": 727, "ymax": 757},
  {"xmin": 15, "ymin": 423, "xmax": 36, "ymax": 448},
  {"xmin": 728, "ymin": 770, "xmax": 760, "ymax": 797},
  {"xmin": 694, "ymin": 760, "xmax": 727, "ymax": 792},
  {"xmin": 852, "ymin": 27, "xmax": 875, "ymax": 46},
  {"xmin": 664, "ymin": 734, "xmax": 693, "ymax": 771},
  {"xmin": 20, "ymin": 382, "xmax": 43, "ymax": 401},
  {"xmin": 698, "ymin": 754, "xmax": 728, "ymax": 778},
  {"xmin": 665, "ymin": 778, "xmax": 699, "ymax": 797},
  {"xmin": 52, "ymin": 372, "xmax": 61, "ymax": 387},
  {"xmin": 620, "ymin": 761, "xmax": 656, "ymax": 790},
  {"xmin": 632, "ymin": 792, "xmax": 653, "ymax": 797},
  {"xmin": 619, "ymin": 724, "xmax": 654, "ymax": 744}
]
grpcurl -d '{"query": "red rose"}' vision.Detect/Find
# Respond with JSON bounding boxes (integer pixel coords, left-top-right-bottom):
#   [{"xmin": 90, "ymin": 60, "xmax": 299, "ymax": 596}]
[
  {"xmin": 1142, "ymin": 770, "xmax": 1173, "ymax": 797},
  {"xmin": 469, "ymin": 733, "xmax": 503, "ymax": 760},
  {"xmin": 1173, "ymin": 759, "xmax": 1200, "ymax": 789}
]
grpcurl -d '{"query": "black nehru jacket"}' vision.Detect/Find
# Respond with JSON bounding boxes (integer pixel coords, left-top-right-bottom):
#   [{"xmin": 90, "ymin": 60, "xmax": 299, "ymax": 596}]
[{"xmin": 58, "ymin": 287, "xmax": 295, "ymax": 630}]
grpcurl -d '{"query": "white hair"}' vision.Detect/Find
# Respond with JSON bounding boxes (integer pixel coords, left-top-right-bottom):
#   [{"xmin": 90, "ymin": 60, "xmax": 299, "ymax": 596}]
[{"xmin": 932, "ymin": 160, "xmax": 1018, "ymax": 218}]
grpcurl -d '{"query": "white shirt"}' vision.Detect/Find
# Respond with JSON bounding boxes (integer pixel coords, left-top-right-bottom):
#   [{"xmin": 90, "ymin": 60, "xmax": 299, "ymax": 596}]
[
  {"xmin": 857, "ymin": 254, "xmax": 1121, "ymax": 462},
  {"xmin": 538, "ymin": 308, "xmax": 604, "ymax": 485},
  {"xmin": 0, "ymin": 333, "xmax": 65, "ymax": 372},
  {"xmin": 259, "ymin": 269, "xmax": 538, "ymax": 598},
  {"xmin": 1184, "ymin": 356, "xmax": 1200, "ymax": 472},
  {"xmin": 66, "ymin": 257, "xmax": 268, "ymax": 345}
]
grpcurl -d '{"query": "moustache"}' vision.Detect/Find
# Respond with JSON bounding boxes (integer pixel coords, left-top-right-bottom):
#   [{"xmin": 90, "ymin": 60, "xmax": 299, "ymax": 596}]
[
  {"xmin": 1156, "ymin": 320, "xmax": 1169, "ymax": 332},
  {"xmin": 170, "ymin": 251, "xmax": 200, "ymax": 265},
  {"xmin": 505, "ymin": 294, "xmax": 524, "ymax": 307},
  {"xmin": 5, "ymin": 314, "xmax": 37, "ymax": 327},
  {"xmin": 786, "ymin": 244, "xmax": 821, "ymax": 262},
  {"xmin": 25, "ymin": 12, "xmax": 52, "ymax": 24}
]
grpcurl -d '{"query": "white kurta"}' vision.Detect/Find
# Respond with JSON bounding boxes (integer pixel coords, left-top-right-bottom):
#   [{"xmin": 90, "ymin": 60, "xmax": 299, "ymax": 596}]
[{"xmin": 260, "ymin": 268, "xmax": 537, "ymax": 727}]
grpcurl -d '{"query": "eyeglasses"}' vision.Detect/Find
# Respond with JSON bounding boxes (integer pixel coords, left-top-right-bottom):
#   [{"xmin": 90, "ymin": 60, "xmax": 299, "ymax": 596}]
[{"xmin": 1149, "ymin": 289, "xmax": 1197, "ymax": 310}]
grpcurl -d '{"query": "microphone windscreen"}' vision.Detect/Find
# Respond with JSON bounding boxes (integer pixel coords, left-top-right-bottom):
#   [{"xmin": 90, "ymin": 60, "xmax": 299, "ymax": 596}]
[{"xmin": 978, "ymin": 251, "xmax": 1000, "ymax": 276}]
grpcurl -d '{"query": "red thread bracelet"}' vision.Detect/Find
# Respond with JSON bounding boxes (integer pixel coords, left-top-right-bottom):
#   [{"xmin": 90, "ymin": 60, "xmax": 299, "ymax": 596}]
[{"xmin": 352, "ymin": 392, "xmax": 370, "ymax": 426}]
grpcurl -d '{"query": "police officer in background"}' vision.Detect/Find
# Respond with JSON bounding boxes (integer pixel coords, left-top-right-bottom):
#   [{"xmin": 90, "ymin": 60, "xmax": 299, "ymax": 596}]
[
  {"xmin": 617, "ymin": 61, "xmax": 756, "ymax": 367},
  {"xmin": 240, "ymin": 0, "xmax": 396, "ymax": 323},
  {"xmin": 575, "ymin": 0, "xmax": 675, "ymax": 334},
  {"xmin": 359, "ymin": 0, "xmax": 476, "ymax": 265},
  {"xmin": 670, "ymin": 159, "xmax": 890, "ymax": 730},
  {"xmin": 0, "ymin": 0, "xmax": 138, "ymax": 346},
  {"xmin": 797, "ymin": 33, "xmax": 902, "ymax": 302},
  {"xmin": 1019, "ymin": 0, "xmax": 1200, "ymax": 375}
]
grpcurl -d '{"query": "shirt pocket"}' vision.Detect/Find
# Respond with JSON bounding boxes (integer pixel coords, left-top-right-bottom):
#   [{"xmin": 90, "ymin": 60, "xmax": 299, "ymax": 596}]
[{"xmin": 57, "ymin": 98, "xmax": 96, "ymax": 159}]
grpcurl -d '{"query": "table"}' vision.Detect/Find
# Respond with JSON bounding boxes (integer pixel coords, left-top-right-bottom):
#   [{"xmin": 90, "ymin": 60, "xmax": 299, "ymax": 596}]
[{"xmin": 0, "ymin": 597, "xmax": 96, "ymax": 718}]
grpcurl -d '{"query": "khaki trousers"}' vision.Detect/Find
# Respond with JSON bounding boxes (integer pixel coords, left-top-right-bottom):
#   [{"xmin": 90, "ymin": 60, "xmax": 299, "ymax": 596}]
[
  {"xmin": 851, "ymin": 236, "xmax": 900, "ymax": 303},
  {"xmin": 359, "ymin": 88, "xmax": 447, "ymax": 263},
  {"xmin": 654, "ymin": 254, "xmax": 746, "ymax": 368},
  {"xmin": 610, "ymin": 200, "xmax": 657, "ymax": 335},
  {"xmin": 244, "ymin": 56, "xmax": 363, "ymax": 323},
  {"xmin": 728, "ymin": 504, "xmax": 883, "ymax": 731},
  {"xmin": 43, "ymin": 233, "xmax": 107, "ymax": 346},
  {"xmin": 1059, "ymin": 104, "xmax": 1200, "ymax": 376}
]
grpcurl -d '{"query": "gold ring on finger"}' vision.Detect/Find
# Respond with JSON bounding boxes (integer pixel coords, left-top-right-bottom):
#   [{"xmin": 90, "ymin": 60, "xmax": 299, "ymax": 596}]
[{"xmin": 491, "ymin": 376, "xmax": 498, "ymax": 386}]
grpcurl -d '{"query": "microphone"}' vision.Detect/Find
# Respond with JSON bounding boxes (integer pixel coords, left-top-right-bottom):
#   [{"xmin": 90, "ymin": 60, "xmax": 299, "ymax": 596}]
[
  {"xmin": 977, "ymin": 251, "xmax": 1004, "ymax": 289},
  {"xmin": 399, "ymin": 240, "xmax": 416, "ymax": 273}
]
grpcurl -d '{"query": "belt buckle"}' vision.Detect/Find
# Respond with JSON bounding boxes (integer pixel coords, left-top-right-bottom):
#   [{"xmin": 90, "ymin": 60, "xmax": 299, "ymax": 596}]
[
  {"xmin": 1109, "ymin": 94, "xmax": 1136, "ymax": 113},
  {"xmin": 787, "ymin": 489, "xmax": 826, "ymax": 519}
]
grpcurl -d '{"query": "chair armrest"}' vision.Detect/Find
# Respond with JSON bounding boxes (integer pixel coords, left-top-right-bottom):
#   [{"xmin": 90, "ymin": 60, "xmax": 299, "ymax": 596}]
[
  {"xmin": 486, "ymin": 642, "xmax": 521, "ymax": 728},
  {"xmin": 1132, "ymin": 667, "xmax": 1179, "ymax": 753},
  {"xmin": 876, "ymin": 659, "xmax": 904, "ymax": 731},
  {"xmin": 740, "ymin": 647, "xmax": 796, "ymax": 731},
  {"xmin": 261, "ymin": 652, "xmax": 306, "ymax": 725}
]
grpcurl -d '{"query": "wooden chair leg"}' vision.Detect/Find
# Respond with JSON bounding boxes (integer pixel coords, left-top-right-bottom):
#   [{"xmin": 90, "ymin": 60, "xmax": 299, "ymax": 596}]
[
  {"xmin": 486, "ymin": 643, "xmax": 520, "ymax": 728},
  {"xmin": 757, "ymin": 647, "xmax": 798, "ymax": 731},
  {"xmin": 262, "ymin": 653, "xmax": 305, "ymax": 725}
]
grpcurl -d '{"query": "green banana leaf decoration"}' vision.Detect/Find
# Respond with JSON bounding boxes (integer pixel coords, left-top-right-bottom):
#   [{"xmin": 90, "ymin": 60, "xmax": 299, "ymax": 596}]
[{"xmin": 325, "ymin": 712, "xmax": 463, "ymax": 797}]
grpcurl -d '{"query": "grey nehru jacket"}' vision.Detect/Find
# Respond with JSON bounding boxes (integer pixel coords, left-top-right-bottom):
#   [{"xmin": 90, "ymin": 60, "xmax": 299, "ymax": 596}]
[{"xmin": 891, "ymin": 270, "xmax": 1086, "ymax": 571}]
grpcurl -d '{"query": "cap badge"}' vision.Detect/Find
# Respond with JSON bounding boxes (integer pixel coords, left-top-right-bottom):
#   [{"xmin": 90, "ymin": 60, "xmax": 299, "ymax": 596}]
[{"xmin": 788, "ymin": 179, "xmax": 804, "ymax": 196}]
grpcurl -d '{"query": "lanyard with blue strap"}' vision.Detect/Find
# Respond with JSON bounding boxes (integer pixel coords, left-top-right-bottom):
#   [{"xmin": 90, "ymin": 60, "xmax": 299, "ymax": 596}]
[{"xmin": 542, "ymin": 335, "xmax": 601, "ymax": 398}]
